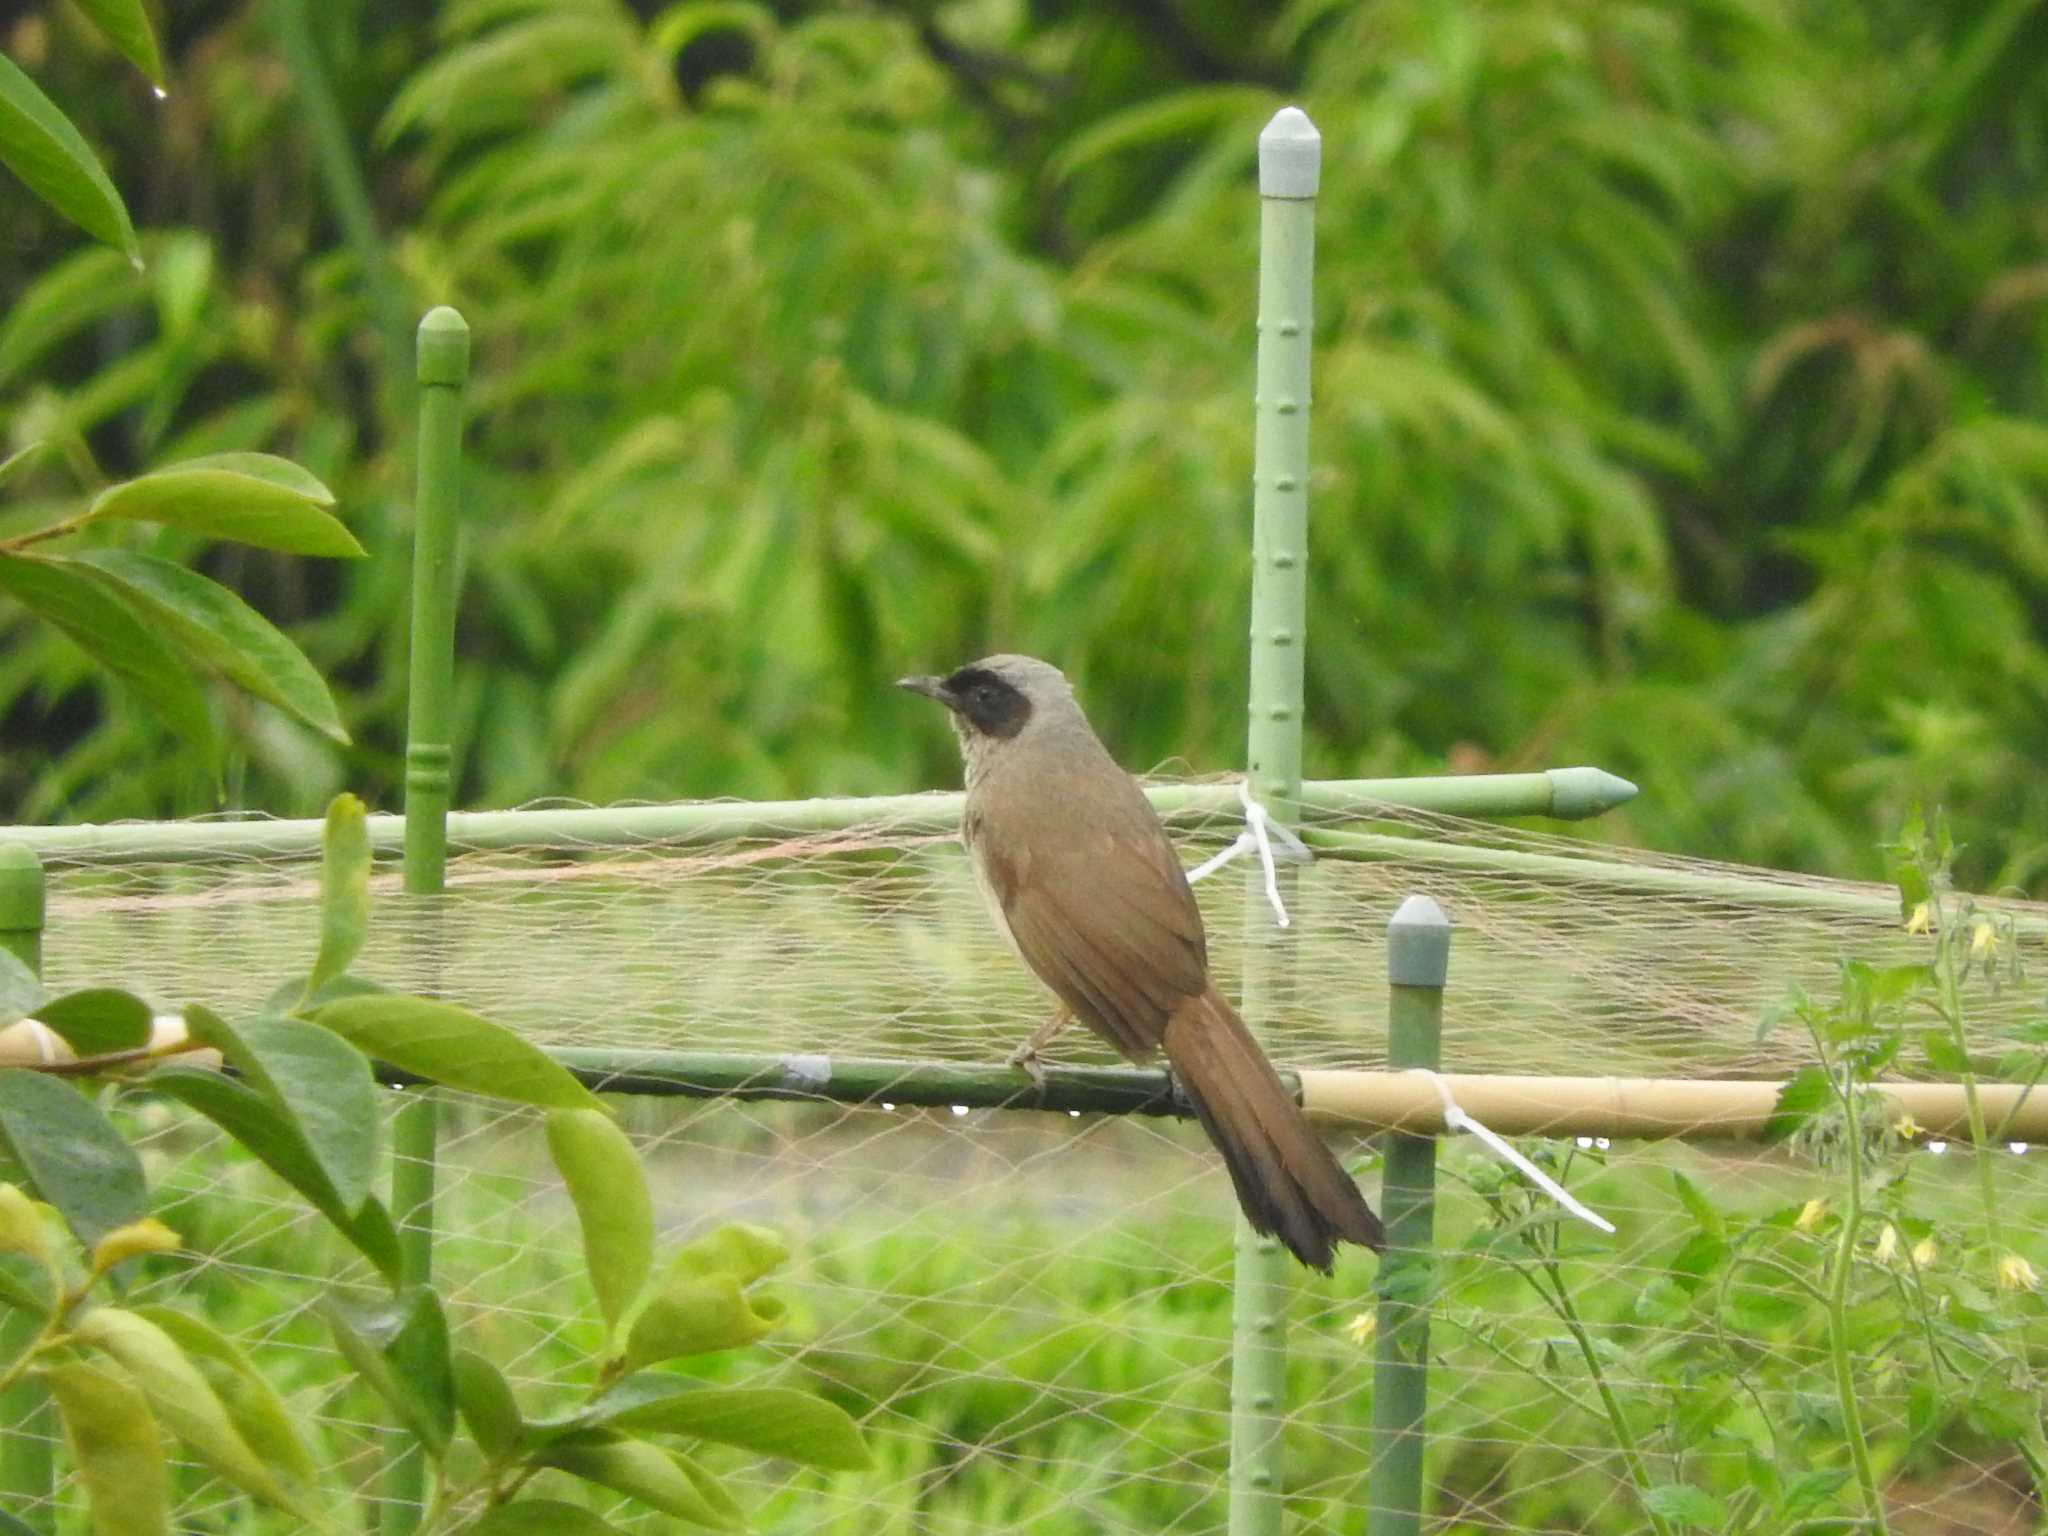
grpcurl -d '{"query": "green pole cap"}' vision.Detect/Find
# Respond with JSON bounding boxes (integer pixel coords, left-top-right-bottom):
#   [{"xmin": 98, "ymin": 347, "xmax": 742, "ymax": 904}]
[
  {"xmin": 1259, "ymin": 106, "xmax": 1321, "ymax": 199},
  {"xmin": 1386, "ymin": 893, "xmax": 1450, "ymax": 988},
  {"xmin": 0, "ymin": 843, "xmax": 45, "ymax": 931},
  {"xmin": 416, "ymin": 306, "xmax": 471, "ymax": 387},
  {"xmin": 1545, "ymin": 765, "xmax": 1638, "ymax": 820}
]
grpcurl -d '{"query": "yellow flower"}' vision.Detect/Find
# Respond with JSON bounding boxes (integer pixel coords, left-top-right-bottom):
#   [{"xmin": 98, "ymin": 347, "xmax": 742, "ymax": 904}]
[
  {"xmin": 1996, "ymin": 1254, "xmax": 2041, "ymax": 1294},
  {"xmin": 1893, "ymin": 1113, "xmax": 1923, "ymax": 1141},
  {"xmin": 1795, "ymin": 1197, "xmax": 1827, "ymax": 1234},
  {"xmin": 1343, "ymin": 1312, "xmax": 1377, "ymax": 1346},
  {"xmin": 1970, "ymin": 918, "xmax": 1997, "ymax": 956},
  {"xmin": 1910, "ymin": 1238, "xmax": 1937, "ymax": 1269},
  {"xmin": 1874, "ymin": 1224, "xmax": 1900, "ymax": 1265},
  {"xmin": 1906, "ymin": 902, "xmax": 1933, "ymax": 935}
]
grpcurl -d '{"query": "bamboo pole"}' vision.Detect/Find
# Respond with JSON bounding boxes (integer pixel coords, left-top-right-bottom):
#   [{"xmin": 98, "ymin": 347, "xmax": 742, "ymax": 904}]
[
  {"xmin": 383, "ymin": 306, "xmax": 468, "ymax": 1536},
  {"xmin": 0, "ymin": 844, "xmax": 51, "ymax": 1534},
  {"xmin": 1230, "ymin": 103, "xmax": 1322, "ymax": 1536},
  {"xmin": 4, "ymin": 766, "xmax": 1635, "ymax": 863},
  {"xmin": 1367, "ymin": 896, "xmax": 1449, "ymax": 1536}
]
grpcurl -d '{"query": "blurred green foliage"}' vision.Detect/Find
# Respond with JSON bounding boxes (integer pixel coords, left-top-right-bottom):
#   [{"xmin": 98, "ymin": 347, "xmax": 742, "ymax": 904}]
[{"xmin": 2, "ymin": 0, "xmax": 2046, "ymax": 889}]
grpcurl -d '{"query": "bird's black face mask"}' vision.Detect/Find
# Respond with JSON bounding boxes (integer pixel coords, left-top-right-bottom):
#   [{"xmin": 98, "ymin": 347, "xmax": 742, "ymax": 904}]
[{"xmin": 896, "ymin": 667, "xmax": 1032, "ymax": 739}]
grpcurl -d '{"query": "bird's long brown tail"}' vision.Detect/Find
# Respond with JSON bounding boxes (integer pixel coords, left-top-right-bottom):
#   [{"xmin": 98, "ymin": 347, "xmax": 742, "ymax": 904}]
[{"xmin": 1162, "ymin": 987, "xmax": 1386, "ymax": 1270}]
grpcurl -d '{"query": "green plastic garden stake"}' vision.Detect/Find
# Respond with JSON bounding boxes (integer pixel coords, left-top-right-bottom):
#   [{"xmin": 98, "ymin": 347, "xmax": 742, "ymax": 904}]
[
  {"xmin": 384, "ymin": 305, "xmax": 468, "ymax": 1536},
  {"xmin": 1229, "ymin": 104, "xmax": 1321, "ymax": 1536},
  {"xmin": 1367, "ymin": 895, "xmax": 1450, "ymax": 1536},
  {"xmin": 0, "ymin": 843, "xmax": 51, "ymax": 1533}
]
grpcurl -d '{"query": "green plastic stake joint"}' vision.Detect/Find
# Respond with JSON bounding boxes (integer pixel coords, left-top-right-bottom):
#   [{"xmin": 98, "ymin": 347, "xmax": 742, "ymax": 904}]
[{"xmin": 1368, "ymin": 894, "xmax": 1449, "ymax": 1536}]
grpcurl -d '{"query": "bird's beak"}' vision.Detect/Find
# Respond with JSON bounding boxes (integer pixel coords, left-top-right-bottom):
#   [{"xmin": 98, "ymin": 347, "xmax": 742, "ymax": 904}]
[{"xmin": 896, "ymin": 675, "xmax": 953, "ymax": 707}]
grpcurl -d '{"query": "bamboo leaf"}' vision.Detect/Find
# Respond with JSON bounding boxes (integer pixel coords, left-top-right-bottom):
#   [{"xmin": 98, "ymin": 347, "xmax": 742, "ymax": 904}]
[
  {"xmin": 44, "ymin": 1359, "xmax": 169, "ymax": 1536},
  {"xmin": 0, "ymin": 553, "xmax": 216, "ymax": 766},
  {"xmin": 0, "ymin": 53, "xmax": 138, "ymax": 262},
  {"xmin": 72, "ymin": 0, "xmax": 166, "ymax": 86},
  {"xmin": 0, "ymin": 1069, "xmax": 146, "ymax": 1246},
  {"xmin": 309, "ymin": 996, "xmax": 600, "ymax": 1110},
  {"xmin": 546, "ymin": 1107, "xmax": 653, "ymax": 1340},
  {"xmin": 86, "ymin": 456, "xmax": 360, "ymax": 556},
  {"xmin": 70, "ymin": 551, "xmax": 350, "ymax": 745}
]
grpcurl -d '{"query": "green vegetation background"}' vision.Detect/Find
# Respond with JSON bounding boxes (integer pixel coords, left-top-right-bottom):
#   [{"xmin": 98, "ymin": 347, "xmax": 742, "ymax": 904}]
[{"xmin": 2, "ymin": 0, "xmax": 2044, "ymax": 891}]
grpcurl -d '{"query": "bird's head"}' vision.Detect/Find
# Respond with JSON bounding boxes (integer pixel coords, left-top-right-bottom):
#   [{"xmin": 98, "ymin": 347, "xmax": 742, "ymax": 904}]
[{"xmin": 896, "ymin": 654, "xmax": 1076, "ymax": 748}]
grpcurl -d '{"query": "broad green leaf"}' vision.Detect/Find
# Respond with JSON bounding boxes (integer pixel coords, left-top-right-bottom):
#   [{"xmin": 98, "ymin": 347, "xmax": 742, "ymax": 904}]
[
  {"xmin": 43, "ymin": 1359, "xmax": 168, "ymax": 1536},
  {"xmin": 74, "ymin": 1307, "xmax": 303, "ymax": 1515},
  {"xmin": 0, "ymin": 1253, "xmax": 55, "ymax": 1317},
  {"xmin": 146, "ymin": 1063, "xmax": 401, "ymax": 1283},
  {"xmin": 0, "ymin": 53, "xmax": 138, "ymax": 261},
  {"xmin": 131, "ymin": 1304, "xmax": 320, "ymax": 1500},
  {"xmin": 0, "ymin": 1068, "xmax": 146, "ymax": 1245},
  {"xmin": 452, "ymin": 1348, "xmax": 522, "ymax": 1461},
  {"xmin": 589, "ymin": 1376, "xmax": 870, "ymax": 1470},
  {"xmin": 546, "ymin": 1107, "xmax": 653, "ymax": 1338},
  {"xmin": 1668, "ymin": 1170, "xmax": 1723, "ymax": 1238},
  {"xmin": 309, "ymin": 795, "xmax": 371, "ymax": 995},
  {"xmin": 470, "ymin": 1501, "xmax": 623, "ymax": 1536},
  {"xmin": 310, "ymin": 996, "xmax": 599, "ymax": 1110},
  {"xmin": 72, "ymin": 0, "xmax": 166, "ymax": 85},
  {"xmin": 541, "ymin": 1435, "xmax": 740, "ymax": 1531},
  {"xmin": 1642, "ymin": 1482, "xmax": 1725, "ymax": 1527},
  {"xmin": 183, "ymin": 1007, "xmax": 379, "ymax": 1215},
  {"xmin": 89, "ymin": 1217, "xmax": 178, "ymax": 1274},
  {"xmin": 1920, "ymin": 1029, "xmax": 1970, "ymax": 1075},
  {"xmin": 70, "ymin": 551, "xmax": 350, "ymax": 744},
  {"xmin": 0, "ymin": 951, "xmax": 49, "ymax": 1030},
  {"xmin": 0, "ymin": 1183, "xmax": 50, "ymax": 1269},
  {"xmin": 34, "ymin": 987, "xmax": 152, "ymax": 1056},
  {"xmin": 1758, "ymin": 1065, "xmax": 1832, "ymax": 1146},
  {"xmin": 0, "ymin": 554, "xmax": 215, "ymax": 765},
  {"xmin": 619, "ymin": 1272, "xmax": 780, "ymax": 1372},
  {"xmin": 0, "ymin": 1508, "xmax": 37, "ymax": 1536},
  {"xmin": 86, "ymin": 458, "xmax": 361, "ymax": 557},
  {"xmin": 324, "ymin": 1288, "xmax": 455, "ymax": 1455}
]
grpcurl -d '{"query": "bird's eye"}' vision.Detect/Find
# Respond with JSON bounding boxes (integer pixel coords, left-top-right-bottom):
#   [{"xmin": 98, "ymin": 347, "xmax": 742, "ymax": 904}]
[{"xmin": 975, "ymin": 684, "xmax": 997, "ymax": 703}]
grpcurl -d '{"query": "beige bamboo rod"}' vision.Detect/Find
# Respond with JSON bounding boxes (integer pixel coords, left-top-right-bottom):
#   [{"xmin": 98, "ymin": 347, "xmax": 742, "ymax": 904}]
[{"xmin": 1300, "ymin": 1069, "xmax": 2048, "ymax": 1141}]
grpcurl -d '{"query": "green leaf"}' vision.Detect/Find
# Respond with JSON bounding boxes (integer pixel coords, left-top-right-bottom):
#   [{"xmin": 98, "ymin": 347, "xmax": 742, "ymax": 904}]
[
  {"xmin": 1669, "ymin": 1170, "xmax": 1723, "ymax": 1238},
  {"xmin": 309, "ymin": 996, "xmax": 600, "ymax": 1110},
  {"xmin": 70, "ymin": 551, "xmax": 350, "ymax": 745},
  {"xmin": 130, "ymin": 1304, "xmax": 319, "ymax": 1500},
  {"xmin": 43, "ymin": 1359, "xmax": 168, "ymax": 1536},
  {"xmin": 0, "ymin": 1069, "xmax": 146, "ymax": 1246},
  {"xmin": 452, "ymin": 1349, "xmax": 522, "ymax": 1461},
  {"xmin": 0, "ymin": 553, "xmax": 215, "ymax": 766},
  {"xmin": 1049, "ymin": 84, "xmax": 1275, "ymax": 183},
  {"xmin": 1920, "ymin": 1029, "xmax": 1970, "ymax": 1075},
  {"xmin": 1759, "ymin": 1065, "xmax": 1832, "ymax": 1145},
  {"xmin": 308, "ymin": 794, "xmax": 371, "ymax": 996},
  {"xmin": 86, "ymin": 456, "xmax": 361, "ymax": 557},
  {"xmin": 72, "ymin": 0, "xmax": 166, "ymax": 86},
  {"xmin": 546, "ymin": 1108, "xmax": 653, "ymax": 1340},
  {"xmin": 34, "ymin": 988, "xmax": 152, "ymax": 1056},
  {"xmin": 619, "ymin": 1272, "xmax": 781, "ymax": 1372},
  {"xmin": 74, "ymin": 1307, "xmax": 303, "ymax": 1515},
  {"xmin": 588, "ymin": 1376, "xmax": 870, "ymax": 1471},
  {"xmin": 183, "ymin": 1007, "xmax": 380, "ymax": 1214},
  {"xmin": 542, "ymin": 1435, "xmax": 741, "ymax": 1531},
  {"xmin": 667, "ymin": 1222, "xmax": 788, "ymax": 1284},
  {"xmin": 0, "ymin": 52, "xmax": 138, "ymax": 261},
  {"xmin": 469, "ymin": 1501, "xmax": 623, "ymax": 1536},
  {"xmin": 325, "ymin": 1288, "xmax": 455, "ymax": 1455},
  {"xmin": 146, "ymin": 1063, "xmax": 401, "ymax": 1283},
  {"xmin": 0, "ymin": 951, "xmax": 50, "ymax": 1030},
  {"xmin": 1642, "ymin": 1482, "xmax": 1725, "ymax": 1527}
]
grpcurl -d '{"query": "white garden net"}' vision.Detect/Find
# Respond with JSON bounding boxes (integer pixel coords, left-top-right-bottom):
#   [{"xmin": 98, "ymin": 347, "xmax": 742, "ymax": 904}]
[{"xmin": 14, "ymin": 783, "xmax": 2048, "ymax": 1533}]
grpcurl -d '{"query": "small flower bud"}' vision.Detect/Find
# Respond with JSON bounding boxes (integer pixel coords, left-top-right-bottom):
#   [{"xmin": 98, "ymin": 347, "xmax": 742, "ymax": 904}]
[
  {"xmin": 1795, "ymin": 1197, "xmax": 1827, "ymax": 1233},
  {"xmin": 1995, "ymin": 1253, "xmax": 2040, "ymax": 1294}
]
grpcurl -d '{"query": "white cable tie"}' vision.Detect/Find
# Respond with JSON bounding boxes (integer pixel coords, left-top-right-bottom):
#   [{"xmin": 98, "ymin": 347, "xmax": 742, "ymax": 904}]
[
  {"xmin": 1410, "ymin": 1070, "xmax": 1616, "ymax": 1234},
  {"xmin": 1185, "ymin": 833, "xmax": 1253, "ymax": 886},
  {"xmin": 1182, "ymin": 785, "xmax": 1312, "ymax": 930}
]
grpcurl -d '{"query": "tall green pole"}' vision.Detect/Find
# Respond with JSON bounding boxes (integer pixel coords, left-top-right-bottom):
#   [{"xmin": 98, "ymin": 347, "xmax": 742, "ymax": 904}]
[
  {"xmin": 384, "ymin": 306, "xmax": 468, "ymax": 1536},
  {"xmin": 0, "ymin": 845, "xmax": 50, "ymax": 1534},
  {"xmin": 1229, "ymin": 104, "xmax": 1320, "ymax": 1536},
  {"xmin": 1367, "ymin": 896, "xmax": 1449, "ymax": 1536}
]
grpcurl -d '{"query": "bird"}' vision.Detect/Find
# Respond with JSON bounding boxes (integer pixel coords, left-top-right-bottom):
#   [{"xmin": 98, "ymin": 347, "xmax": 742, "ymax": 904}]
[{"xmin": 898, "ymin": 654, "xmax": 1385, "ymax": 1270}]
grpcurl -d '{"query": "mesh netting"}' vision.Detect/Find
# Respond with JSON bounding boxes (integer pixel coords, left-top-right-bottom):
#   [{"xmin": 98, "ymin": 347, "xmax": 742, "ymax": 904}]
[{"xmin": 21, "ymin": 785, "xmax": 2048, "ymax": 1532}]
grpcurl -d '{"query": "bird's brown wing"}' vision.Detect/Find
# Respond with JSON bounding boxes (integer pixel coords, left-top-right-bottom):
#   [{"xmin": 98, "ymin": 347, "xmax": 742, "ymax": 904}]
[{"xmin": 967, "ymin": 765, "xmax": 1206, "ymax": 1061}]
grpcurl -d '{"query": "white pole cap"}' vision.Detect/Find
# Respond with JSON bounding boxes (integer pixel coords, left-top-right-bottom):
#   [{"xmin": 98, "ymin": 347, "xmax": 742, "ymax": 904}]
[{"xmin": 1259, "ymin": 106, "xmax": 1321, "ymax": 198}]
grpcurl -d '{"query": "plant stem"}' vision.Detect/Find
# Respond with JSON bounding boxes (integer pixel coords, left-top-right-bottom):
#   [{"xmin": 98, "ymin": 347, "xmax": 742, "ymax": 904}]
[
  {"xmin": 1826, "ymin": 1070, "xmax": 1891, "ymax": 1536},
  {"xmin": 1936, "ymin": 927, "xmax": 2003, "ymax": 1248}
]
